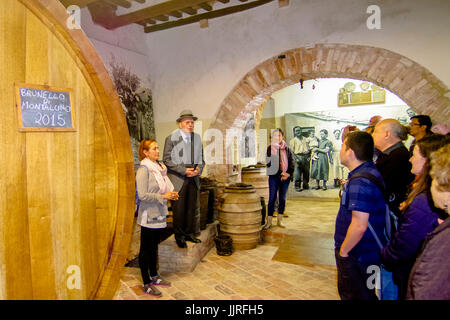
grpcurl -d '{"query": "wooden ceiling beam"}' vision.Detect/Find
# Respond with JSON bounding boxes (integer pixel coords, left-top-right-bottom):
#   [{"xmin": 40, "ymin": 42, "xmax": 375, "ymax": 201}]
[
  {"xmin": 103, "ymin": 0, "xmax": 132, "ymax": 8},
  {"xmin": 136, "ymin": 18, "xmax": 158, "ymax": 26},
  {"xmin": 154, "ymin": 15, "xmax": 169, "ymax": 22},
  {"xmin": 88, "ymin": 1, "xmax": 118, "ymax": 29},
  {"xmin": 144, "ymin": 0, "xmax": 274, "ymax": 33},
  {"xmin": 198, "ymin": 2, "xmax": 213, "ymax": 11},
  {"xmin": 109, "ymin": 0, "xmax": 216, "ymax": 29},
  {"xmin": 59, "ymin": 0, "xmax": 99, "ymax": 7},
  {"xmin": 168, "ymin": 10, "xmax": 183, "ymax": 18},
  {"xmin": 143, "ymin": 18, "xmax": 157, "ymax": 24},
  {"xmin": 180, "ymin": 7, "xmax": 197, "ymax": 15},
  {"xmin": 278, "ymin": 0, "xmax": 289, "ymax": 7}
]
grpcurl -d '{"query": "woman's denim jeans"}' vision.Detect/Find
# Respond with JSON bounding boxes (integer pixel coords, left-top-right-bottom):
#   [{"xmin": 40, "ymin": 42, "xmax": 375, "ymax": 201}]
[{"xmin": 267, "ymin": 175, "xmax": 290, "ymax": 216}]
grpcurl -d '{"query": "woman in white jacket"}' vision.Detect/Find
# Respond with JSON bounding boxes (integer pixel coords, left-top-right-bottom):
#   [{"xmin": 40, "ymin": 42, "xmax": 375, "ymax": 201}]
[{"xmin": 136, "ymin": 139, "xmax": 179, "ymax": 297}]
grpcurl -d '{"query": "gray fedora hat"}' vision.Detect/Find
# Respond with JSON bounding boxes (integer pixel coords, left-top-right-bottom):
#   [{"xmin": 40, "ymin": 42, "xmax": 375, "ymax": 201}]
[{"xmin": 176, "ymin": 109, "xmax": 198, "ymax": 122}]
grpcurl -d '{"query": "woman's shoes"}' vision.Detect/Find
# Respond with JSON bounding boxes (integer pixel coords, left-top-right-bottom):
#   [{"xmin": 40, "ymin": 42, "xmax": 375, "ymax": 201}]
[
  {"xmin": 151, "ymin": 275, "xmax": 171, "ymax": 287},
  {"xmin": 277, "ymin": 214, "xmax": 286, "ymax": 228},
  {"xmin": 142, "ymin": 284, "xmax": 162, "ymax": 297},
  {"xmin": 263, "ymin": 217, "xmax": 273, "ymax": 230},
  {"xmin": 142, "ymin": 275, "xmax": 171, "ymax": 297}
]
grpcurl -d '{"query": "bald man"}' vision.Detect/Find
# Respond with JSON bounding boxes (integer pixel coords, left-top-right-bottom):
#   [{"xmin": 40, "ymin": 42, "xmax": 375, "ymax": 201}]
[
  {"xmin": 365, "ymin": 115, "xmax": 382, "ymax": 134},
  {"xmin": 372, "ymin": 119, "xmax": 415, "ymax": 216}
]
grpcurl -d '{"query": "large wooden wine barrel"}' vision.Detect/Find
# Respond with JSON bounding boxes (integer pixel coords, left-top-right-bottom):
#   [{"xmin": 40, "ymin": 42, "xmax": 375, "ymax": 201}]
[
  {"xmin": 241, "ymin": 165, "xmax": 269, "ymax": 202},
  {"xmin": 0, "ymin": 0, "xmax": 134, "ymax": 299},
  {"xmin": 218, "ymin": 184, "xmax": 262, "ymax": 250}
]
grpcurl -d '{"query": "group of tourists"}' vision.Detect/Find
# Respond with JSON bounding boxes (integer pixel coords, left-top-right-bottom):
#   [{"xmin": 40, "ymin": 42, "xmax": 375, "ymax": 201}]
[
  {"xmin": 135, "ymin": 107, "xmax": 449, "ymax": 300},
  {"xmin": 334, "ymin": 116, "xmax": 450, "ymax": 300},
  {"xmin": 264, "ymin": 114, "xmax": 450, "ymax": 300}
]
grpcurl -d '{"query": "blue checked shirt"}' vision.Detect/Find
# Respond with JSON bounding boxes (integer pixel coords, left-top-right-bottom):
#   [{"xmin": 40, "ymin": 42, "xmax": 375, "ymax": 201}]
[{"xmin": 334, "ymin": 161, "xmax": 387, "ymax": 258}]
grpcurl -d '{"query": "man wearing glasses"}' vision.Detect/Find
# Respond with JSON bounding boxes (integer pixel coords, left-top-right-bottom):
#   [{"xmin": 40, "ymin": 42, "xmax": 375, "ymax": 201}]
[{"xmin": 408, "ymin": 115, "xmax": 433, "ymax": 156}]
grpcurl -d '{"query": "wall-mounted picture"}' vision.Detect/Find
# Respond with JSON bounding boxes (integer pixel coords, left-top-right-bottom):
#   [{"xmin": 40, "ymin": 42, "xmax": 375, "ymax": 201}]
[
  {"xmin": 107, "ymin": 56, "xmax": 156, "ymax": 165},
  {"xmin": 285, "ymin": 105, "xmax": 412, "ymax": 190},
  {"xmin": 338, "ymin": 81, "xmax": 386, "ymax": 106}
]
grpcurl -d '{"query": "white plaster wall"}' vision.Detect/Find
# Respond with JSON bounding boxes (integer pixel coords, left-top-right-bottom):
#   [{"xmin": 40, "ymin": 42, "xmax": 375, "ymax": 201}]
[
  {"xmin": 77, "ymin": 0, "xmax": 450, "ymax": 148},
  {"xmin": 79, "ymin": 8, "xmax": 152, "ymax": 87},
  {"xmin": 144, "ymin": 0, "xmax": 450, "ymax": 127}
]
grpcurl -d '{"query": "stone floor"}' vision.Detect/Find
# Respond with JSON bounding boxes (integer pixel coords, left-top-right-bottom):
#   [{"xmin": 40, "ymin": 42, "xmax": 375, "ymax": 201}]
[{"xmin": 114, "ymin": 196, "xmax": 341, "ymax": 300}]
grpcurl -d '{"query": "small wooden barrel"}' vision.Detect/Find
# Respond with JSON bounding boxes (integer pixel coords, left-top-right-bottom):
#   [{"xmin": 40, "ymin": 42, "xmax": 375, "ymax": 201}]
[
  {"xmin": 241, "ymin": 165, "xmax": 269, "ymax": 202},
  {"xmin": 218, "ymin": 184, "xmax": 262, "ymax": 250}
]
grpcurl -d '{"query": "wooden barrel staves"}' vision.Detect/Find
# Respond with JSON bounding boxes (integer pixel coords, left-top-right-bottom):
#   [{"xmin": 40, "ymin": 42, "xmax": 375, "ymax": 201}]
[
  {"xmin": 241, "ymin": 165, "xmax": 269, "ymax": 202},
  {"xmin": 200, "ymin": 177, "xmax": 219, "ymax": 225},
  {"xmin": 0, "ymin": 0, "xmax": 134, "ymax": 299},
  {"xmin": 218, "ymin": 184, "xmax": 262, "ymax": 250},
  {"xmin": 199, "ymin": 190, "xmax": 209, "ymax": 230}
]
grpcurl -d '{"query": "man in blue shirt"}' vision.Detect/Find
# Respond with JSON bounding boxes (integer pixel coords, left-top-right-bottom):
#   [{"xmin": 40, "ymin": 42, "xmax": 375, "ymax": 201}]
[{"xmin": 334, "ymin": 131, "xmax": 387, "ymax": 300}]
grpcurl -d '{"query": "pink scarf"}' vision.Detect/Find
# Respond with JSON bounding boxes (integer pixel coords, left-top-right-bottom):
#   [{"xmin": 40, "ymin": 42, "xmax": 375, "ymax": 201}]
[
  {"xmin": 271, "ymin": 140, "xmax": 288, "ymax": 172},
  {"xmin": 140, "ymin": 158, "xmax": 174, "ymax": 194}
]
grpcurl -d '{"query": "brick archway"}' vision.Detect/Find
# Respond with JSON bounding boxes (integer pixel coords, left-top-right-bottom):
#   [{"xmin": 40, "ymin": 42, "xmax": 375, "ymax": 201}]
[{"xmin": 207, "ymin": 43, "xmax": 450, "ymax": 181}]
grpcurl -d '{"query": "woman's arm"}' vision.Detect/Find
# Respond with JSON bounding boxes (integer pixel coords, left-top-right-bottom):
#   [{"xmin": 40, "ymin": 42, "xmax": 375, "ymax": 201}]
[
  {"xmin": 287, "ymin": 148, "xmax": 295, "ymax": 177},
  {"xmin": 313, "ymin": 141, "xmax": 331, "ymax": 153},
  {"xmin": 380, "ymin": 195, "xmax": 435, "ymax": 268}
]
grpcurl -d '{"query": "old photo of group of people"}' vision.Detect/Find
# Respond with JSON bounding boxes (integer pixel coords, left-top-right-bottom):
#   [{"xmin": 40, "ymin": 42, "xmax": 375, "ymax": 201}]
[{"xmin": 284, "ymin": 105, "xmax": 413, "ymax": 192}]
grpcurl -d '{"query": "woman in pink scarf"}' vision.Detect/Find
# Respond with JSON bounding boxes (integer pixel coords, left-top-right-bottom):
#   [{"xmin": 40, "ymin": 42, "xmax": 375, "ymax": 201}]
[
  {"xmin": 265, "ymin": 128, "xmax": 295, "ymax": 229},
  {"xmin": 136, "ymin": 139, "xmax": 179, "ymax": 297}
]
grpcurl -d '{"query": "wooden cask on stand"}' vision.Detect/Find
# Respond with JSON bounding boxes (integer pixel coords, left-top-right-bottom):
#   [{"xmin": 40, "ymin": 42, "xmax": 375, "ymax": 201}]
[
  {"xmin": 218, "ymin": 184, "xmax": 262, "ymax": 250},
  {"xmin": 0, "ymin": 0, "xmax": 134, "ymax": 299}
]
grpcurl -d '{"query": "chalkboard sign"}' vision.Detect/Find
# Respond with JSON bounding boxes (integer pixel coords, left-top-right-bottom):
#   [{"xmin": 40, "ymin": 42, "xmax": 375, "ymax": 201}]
[{"xmin": 15, "ymin": 83, "xmax": 76, "ymax": 132}]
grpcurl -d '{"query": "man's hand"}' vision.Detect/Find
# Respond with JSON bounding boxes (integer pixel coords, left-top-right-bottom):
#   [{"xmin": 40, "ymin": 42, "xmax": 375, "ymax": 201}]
[
  {"xmin": 339, "ymin": 210, "xmax": 369, "ymax": 257},
  {"xmin": 281, "ymin": 172, "xmax": 290, "ymax": 181},
  {"xmin": 186, "ymin": 167, "xmax": 200, "ymax": 177}
]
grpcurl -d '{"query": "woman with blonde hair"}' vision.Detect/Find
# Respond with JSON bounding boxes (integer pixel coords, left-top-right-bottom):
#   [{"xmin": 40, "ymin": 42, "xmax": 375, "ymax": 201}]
[
  {"xmin": 407, "ymin": 144, "xmax": 450, "ymax": 299},
  {"xmin": 136, "ymin": 139, "xmax": 179, "ymax": 297},
  {"xmin": 380, "ymin": 134, "xmax": 450, "ymax": 299}
]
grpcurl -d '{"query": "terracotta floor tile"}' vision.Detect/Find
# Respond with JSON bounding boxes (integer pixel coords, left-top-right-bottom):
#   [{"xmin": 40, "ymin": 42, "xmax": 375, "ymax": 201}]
[
  {"xmin": 214, "ymin": 284, "xmax": 235, "ymax": 295},
  {"xmin": 115, "ymin": 198, "xmax": 341, "ymax": 301},
  {"xmin": 173, "ymin": 281, "xmax": 192, "ymax": 291}
]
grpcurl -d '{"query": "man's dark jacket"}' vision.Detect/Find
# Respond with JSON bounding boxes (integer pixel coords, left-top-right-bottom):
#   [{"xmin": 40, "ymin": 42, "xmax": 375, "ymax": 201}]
[{"xmin": 375, "ymin": 142, "xmax": 415, "ymax": 216}]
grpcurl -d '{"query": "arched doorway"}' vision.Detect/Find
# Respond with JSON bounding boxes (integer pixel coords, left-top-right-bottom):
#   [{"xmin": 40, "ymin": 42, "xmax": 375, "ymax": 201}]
[{"xmin": 206, "ymin": 43, "xmax": 450, "ymax": 181}]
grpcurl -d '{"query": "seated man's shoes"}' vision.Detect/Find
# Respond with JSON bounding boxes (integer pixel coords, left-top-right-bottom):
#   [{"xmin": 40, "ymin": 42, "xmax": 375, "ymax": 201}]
[
  {"xmin": 186, "ymin": 236, "xmax": 201, "ymax": 243},
  {"xmin": 176, "ymin": 239, "xmax": 187, "ymax": 248}
]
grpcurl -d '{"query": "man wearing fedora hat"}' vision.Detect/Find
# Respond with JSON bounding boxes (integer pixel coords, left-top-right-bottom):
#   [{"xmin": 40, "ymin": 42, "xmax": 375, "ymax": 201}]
[{"xmin": 163, "ymin": 110, "xmax": 205, "ymax": 248}]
